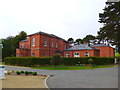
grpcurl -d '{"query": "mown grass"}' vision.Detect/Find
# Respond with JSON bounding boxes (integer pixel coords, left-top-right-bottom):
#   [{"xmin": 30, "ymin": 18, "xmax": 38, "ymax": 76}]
[
  {"xmin": 115, "ymin": 53, "xmax": 120, "ymax": 57},
  {"xmin": 31, "ymin": 65, "xmax": 116, "ymax": 70}
]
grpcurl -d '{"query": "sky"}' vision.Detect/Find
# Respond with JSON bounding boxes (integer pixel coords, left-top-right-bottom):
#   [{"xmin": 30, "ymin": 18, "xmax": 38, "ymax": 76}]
[{"xmin": 0, "ymin": 0, "xmax": 107, "ymax": 40}]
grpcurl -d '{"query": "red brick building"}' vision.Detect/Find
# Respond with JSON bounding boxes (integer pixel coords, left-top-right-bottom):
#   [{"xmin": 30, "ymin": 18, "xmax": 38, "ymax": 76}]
[
  {"xmin": 63, "ymin": 44, "xmax": 114, "ymax": 57},
  {"xmin": 16, "ymin": 31, "xmax": 70, "ymax": 57},
  {"xmin": 16, "ymin": 32, "xmax": 114, "ymax": 57}
]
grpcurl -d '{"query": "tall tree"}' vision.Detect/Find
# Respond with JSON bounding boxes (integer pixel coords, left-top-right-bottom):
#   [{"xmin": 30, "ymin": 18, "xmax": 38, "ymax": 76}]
[
  {"xmin": 82, "ymin": 35, "xmax": 96, "ymax": 43},
  {"xmin": 75, "ymin": 38, "xmax": 83, "ymax": 44},
  {"xmin": 67, "ymin": 38, "xmax": 74, "ymax": 44},
  {"xmin": 98, "ymin": 2, "xmax": 120, "ymax": 53}
]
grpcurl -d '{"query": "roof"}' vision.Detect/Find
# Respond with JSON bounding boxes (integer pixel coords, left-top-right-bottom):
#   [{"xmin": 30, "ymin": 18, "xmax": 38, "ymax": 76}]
[
  {"xmin": 28, "ymin": 31, "xmax": 68, "ymax": 42},
  {"xmin": 54, "ymin": 50, "xmax": 62, "ymax": 53},
  {"xmin": 64, "ymin": 44, "xmax": 97, "ymax": 51},
  {"xmin": 91, "ymin": 44, "xmax": 109, "ymax": 47},
  {"xmin": 20, "ymin": 39, "xmax": 28, "ymax": 42}
]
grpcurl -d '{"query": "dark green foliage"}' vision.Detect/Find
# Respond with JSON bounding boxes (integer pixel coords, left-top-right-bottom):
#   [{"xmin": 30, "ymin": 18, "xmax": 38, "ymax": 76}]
[
  {"xmin": 32, "ymin": 72, "xmax": 37, "ymax": 75},
  {"xmin": 51, "ymin": 55, "xmax": 61, "ymax": 67},
  {"xmin": 21, "ymin": 71, "xmax": 24, "ymax": 73},
  {"xmin": 1, "ymin": 31, "xmax": 27, "ymax": 59},
  {"xmin": 25, "ymin": 71, "xmax": 29, "ymax": 75},
  {"xmin": 4, "ymin": 57, "xmax": 114, "ymax": 67},
  {"xmin": 4, "ymin": 57, "xmax": 51, "ymax": 66},
  {"xmin": 29, "ymin": 71, "xmax": 33, "ymax": 74},
  {"xmin": 98, "ymin": 2, "xmax": 120, "ymax": 53},
  {"xmin": 16, "ymin": 71, "xmax": 21, "ymax": 75},
  {"xmin": 67, "ymin": 38, "xmax": 74, "ymax": 44}
]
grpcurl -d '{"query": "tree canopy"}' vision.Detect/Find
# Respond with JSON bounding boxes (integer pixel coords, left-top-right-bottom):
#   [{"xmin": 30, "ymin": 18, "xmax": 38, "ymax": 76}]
[{"xmin": 98, "ymin": 2, "xmax": 120, "ymax": 53}]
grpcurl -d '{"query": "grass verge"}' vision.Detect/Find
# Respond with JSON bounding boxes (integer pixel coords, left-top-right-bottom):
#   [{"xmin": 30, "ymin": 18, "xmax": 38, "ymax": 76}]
[{"xmin": 31, "ymin": 65, "xmax": 117, "ymax": 70}]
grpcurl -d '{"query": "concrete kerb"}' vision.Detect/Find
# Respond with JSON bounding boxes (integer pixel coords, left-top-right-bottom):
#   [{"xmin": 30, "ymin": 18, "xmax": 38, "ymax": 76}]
[{"xmin": 44, "ymin": 75, "xmax": 50, "ymax": 90}]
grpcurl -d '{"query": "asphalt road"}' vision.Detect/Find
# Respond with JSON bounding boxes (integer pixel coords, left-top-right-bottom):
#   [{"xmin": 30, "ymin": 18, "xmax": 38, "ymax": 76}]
[{"xmin": 5, "ymin": 66, "xmax": 118, "ymax": 89}]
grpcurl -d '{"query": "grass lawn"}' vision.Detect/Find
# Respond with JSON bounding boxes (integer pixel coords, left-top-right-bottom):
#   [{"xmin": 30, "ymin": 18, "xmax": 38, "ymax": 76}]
[
  {"xmin": 115, "ymin": 53, "xmax": 120, "ymax": 57},
  {"xmin": 31, "ymin": 65, "xmax": 117, "ymax": 70}
]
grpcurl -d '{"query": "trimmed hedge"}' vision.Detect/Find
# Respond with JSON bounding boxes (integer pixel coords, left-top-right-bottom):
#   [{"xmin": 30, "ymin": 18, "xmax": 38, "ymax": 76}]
[
  {"xmin": 4, "ymin": 57, "xmax": 115, "ymax": 67},
  {"xmin": 4, "ymin": 57, "xmax": 51, "ymax": 67}
]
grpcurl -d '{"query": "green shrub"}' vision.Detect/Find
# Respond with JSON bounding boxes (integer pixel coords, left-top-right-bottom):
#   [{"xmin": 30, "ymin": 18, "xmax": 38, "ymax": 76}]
[
  {"xmin": 29, "ymin": 71, "xmax": 33, "ymax": 74},
  {"xmin": 25, "ymin": 71, "xmax": 29, "ymax": 75},
  {"xmin": 21, "ymin": 71, "xmax": 24, "ymax": 74},
  {"xmin": 32, "ymin": 72, "xmax": 37, "ymax": 75},
  {"xmin": 7, "ymin": 71, "xmax": 10, "ymax": 75},
  {"xmin": 51, "ymin": 55, "xmax": 61, "ymax": 67},
  {"xmin": 16, "ymin": 71, "xmax": 21, "ymax": 75}
]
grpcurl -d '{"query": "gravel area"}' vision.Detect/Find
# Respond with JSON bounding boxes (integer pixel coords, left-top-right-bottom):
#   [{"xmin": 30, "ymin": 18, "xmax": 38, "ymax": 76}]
[{"xmin": 1, "ymin": 75, "xmax": 48, "ymax": 88}]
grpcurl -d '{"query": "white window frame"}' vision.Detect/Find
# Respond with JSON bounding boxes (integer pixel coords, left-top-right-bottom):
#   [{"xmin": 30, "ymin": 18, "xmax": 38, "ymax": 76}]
[
  {"xmin": 32, "ymin": 53, "xmax": 35, "ymax": 57},
  {"xmin": 66, "ymin": 53, "xmax": 69, "ymax": 57},
  {"xmin": 85, "ymin": 52, "xmax": 89, "ymax": 57},
  {"xmin": 74, "ymin": 52, "xmax": 80, "ymax": 57},
  {"xmin": 22, "ymin": 43, "xmax": 25, "ymax": 48},
  {"xmin": 52, "ymin": 42, "xmax": 54, "ymax": 47},
  {"xmin": 56, "ymin": 42, "xmax": 58, "ymax": 48},
  {"xmin": 44, "ymin": 38, "xmax": 47, "ymax": 47},
  {"xmin": 31, "ymin": 37, "xmax": 35, "ymax": 46}
]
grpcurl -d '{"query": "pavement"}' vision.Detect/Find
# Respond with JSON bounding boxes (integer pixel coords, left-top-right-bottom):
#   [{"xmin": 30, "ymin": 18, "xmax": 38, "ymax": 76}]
[{"xmin": 5, "ymin": 65, "xmax": 118, "ymax": 89}]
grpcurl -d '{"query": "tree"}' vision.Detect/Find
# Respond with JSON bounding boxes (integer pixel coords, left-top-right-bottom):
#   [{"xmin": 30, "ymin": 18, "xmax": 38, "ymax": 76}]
[
  {"xmin": 98, "ymin": 2, "xmax": 120, "ymax": 53},
  {"xmin": 67, "ymin": 38, "xmax": 74, "ymax": 44},
  {"xmin": 50, "ymin": 55, "xmax": 61, "ymax": 68},
  {"xmin": 82, "ymin": 35, "xmax": 96, "ymax": 43},
  {"xmin": 75, "ymin": 38, "xmax": 83, "ymax": 44}
]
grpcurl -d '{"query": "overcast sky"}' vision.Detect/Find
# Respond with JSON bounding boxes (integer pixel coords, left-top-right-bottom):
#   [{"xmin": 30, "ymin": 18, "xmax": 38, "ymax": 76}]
[{"xmin": 0, "ymin": 0, "xmax": 107, "ymax": 40}]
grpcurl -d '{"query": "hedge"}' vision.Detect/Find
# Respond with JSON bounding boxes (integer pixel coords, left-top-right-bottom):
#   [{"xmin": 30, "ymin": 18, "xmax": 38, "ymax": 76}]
[{"xmin": 4, "ymin": 57, "xmax": 115, "ymax": 67}]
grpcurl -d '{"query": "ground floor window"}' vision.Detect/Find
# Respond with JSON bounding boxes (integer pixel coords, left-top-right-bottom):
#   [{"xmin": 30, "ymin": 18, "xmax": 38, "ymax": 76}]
[
  {"xmin": 74, "ymin": 52, "xmax": 80, "ymax": 57},
  {"xmin": 66, "ymin": 53, "xmax": 69, "ymax": 57},
  {"xmin": 43, "ymin": 53, "xmax": 47, "ymax": 57},
  {"xmin": 32, "ymin": 53, "xmax": 34, "ymax": 57},
  {"xmin": 85, "ymin": 52, "xmax": 89, "ymax": 57},
  {"xmin": 20, "ymin": 53, "xmax": 23, "ymax": 57}
]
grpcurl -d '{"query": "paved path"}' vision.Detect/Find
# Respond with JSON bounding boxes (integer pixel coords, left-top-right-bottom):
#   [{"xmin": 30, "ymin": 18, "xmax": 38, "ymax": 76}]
[{"xmin": 5, "ymin": 66, "xmax": 118, "ymax": 88}]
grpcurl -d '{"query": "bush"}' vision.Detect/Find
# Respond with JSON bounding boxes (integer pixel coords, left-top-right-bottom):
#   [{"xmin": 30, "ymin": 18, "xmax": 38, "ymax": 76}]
[
  {"xmin": 51, "ymin": 55, "xmax": 61, "ymax": 67},
  {"xmin": 29, "ymin": 71, "xmax": 33, "ymax": 74},
  {"xmin": 21, "ymin": 71, "xmax": 24, "ymax": 74},
  {"xmin": 32, "ymin": 72, "xmax": 37, "ymax": 75},
  {"xmin": 25, "ymin": 71, "xmax": 29, "ymax": 75},
  {"xmin": 16, "ymin": 71, "xmax": 21, "ymax": 75},
  {"xmin": 7, "ymin": 71, "xmax": 10, "ymax": 75},
  {"xmin": 4, "ymin": 57, "xmax": 115, "ymax": 67},
  {"xmin": 4, "ymin": 57, "xmax": 51, "ymax": 67}
]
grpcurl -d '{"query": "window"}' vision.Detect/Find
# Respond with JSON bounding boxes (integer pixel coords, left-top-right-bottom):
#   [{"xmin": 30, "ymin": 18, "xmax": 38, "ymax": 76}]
[
  {"xmin": 74, "ymin": 52, "xmax": 80, "ymax": 57},
  {"xmin": 44, "ymin": 38, "xmax": 47, "ymax": 46},
  {"xmin": 56, "ymin": 42, "xmax": 58, "ymax": 48},
  {"xmin": 43, "ymin": 53, "xmax": 47, "ymax": 57},
  {"xmin": 31, "ymin": 37, "xmax": 35, "ymax": 46},
  {"xmin": 20, "ymin": 53, "xmax": 23, "ymax": 57},
  {"xmin": 52, "ymin": 42, "xmax": 54, "ymax": 47},
  {"xmin": 85, "ymin": 52, "xmax": 89, "ymax": 57},
  {"xmin": 16, "ymin": 53, "xmax": 18, "ymax": 57},
  {"xmin": 22, "ymin": 43, "xmax": 25, "ymax": 48},
  {"xmin": 32, "ymin": 53, "xmax": 34, "ymax": 57},
  {"xmin": 64, "ymin": 44, "xmax": 67, "ymax": 49},
  {"xmin": 66, "ymin": 53, "xmax": 69, "ymax": 57}
]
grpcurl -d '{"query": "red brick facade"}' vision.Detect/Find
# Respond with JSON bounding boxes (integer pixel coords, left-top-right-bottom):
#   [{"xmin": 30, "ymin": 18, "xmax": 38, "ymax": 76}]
[
  {"xmin": 16, "ymin": 32, "xmax": 70, "ymax": 57},
  {"xmin": 16, "ymin": 32, "xmax": 114, "ymax": 57}
]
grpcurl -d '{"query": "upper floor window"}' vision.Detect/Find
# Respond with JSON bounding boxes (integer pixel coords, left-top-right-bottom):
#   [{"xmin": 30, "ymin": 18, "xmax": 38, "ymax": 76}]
[
  {"xmin": 22, "ymin": 43, "xmax": 25, "ymax": 48},
  {"xmin": 52, "ymin": 42, "xmax": 54, "ymax": 47},
  {"xmin": 31, "ymin": 37, "xmax": 35, "ymax": 46},
  {"xmin": 56, "ymin": 42, "xmax": 58, "ymax": 48},
  {"xmin": 85, "ymin": 52, "xmax": 89, "ymax": 57},
  {"xmin": 64, "ymin": 44, "xmax": 67, "ymax": 49},
  {"xmin": 44, "ymin": 38, "xmax": 47, "ymax": 46}
]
